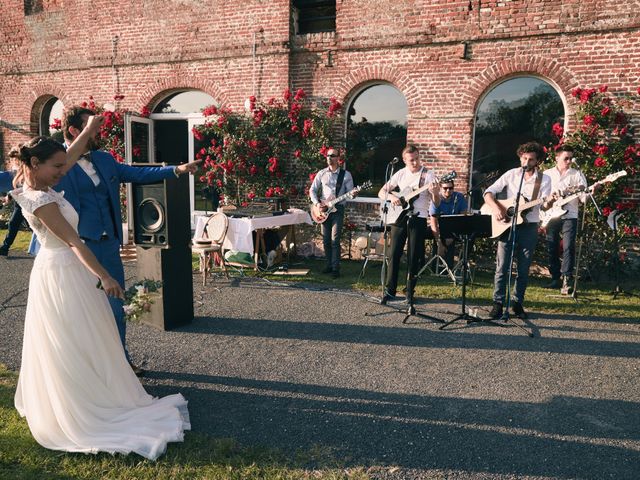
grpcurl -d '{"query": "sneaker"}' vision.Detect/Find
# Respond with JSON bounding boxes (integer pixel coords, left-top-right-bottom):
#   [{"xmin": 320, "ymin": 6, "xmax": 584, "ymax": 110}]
[
  {"xmin": 511, "ymin": 301, "xmax": 527, "ymax": 319},
  {"xmin": 321, "ymin": 266, "xmax": 332, "ymax": 274},
  {"xmin": 561, "ymin": 276, "xmax": 574, "ymax": 295},
  {"xmin": 331, "ymin": 270, "xmax": 340, "ymax": 279},
  {"xmin": 545, "ymin": 278, "xmax": 561, "ymax": 289},
  {"xmin": 380, "ymin": 292, "xmax": 397, "ymax": 305},
  {"xmin": 489, "ymin": 302, "xmax": 503, "ymax": 319},
  {"xmin": 0, "ymin": 247, "xmax": 8, "ymax": 257}
]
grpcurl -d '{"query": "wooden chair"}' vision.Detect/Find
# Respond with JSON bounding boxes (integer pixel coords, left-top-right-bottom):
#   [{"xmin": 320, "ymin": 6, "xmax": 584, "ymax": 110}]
[{"xmin": 192, "ymin": 212, "xmax": 229, "ymax": 286}]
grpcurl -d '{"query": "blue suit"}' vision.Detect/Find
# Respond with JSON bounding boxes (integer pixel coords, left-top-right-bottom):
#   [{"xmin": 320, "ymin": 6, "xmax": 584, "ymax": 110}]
[
  {"xmin": 0, "ymin": 171, "xmax": 13, "ymax": 193},
  {"xmin": 45, "ymin": 151, "xmax": 177, "ymax": 361}
]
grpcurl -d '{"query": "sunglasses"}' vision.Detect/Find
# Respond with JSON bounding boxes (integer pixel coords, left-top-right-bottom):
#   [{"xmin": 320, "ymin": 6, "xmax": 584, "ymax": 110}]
[
  {"xmin": 441, "ymin": 186, "xmax": 453, "ymax": 190},
  {"xmin": 326, "ymin": 154, "xmax": 339, "ymax": 158}
]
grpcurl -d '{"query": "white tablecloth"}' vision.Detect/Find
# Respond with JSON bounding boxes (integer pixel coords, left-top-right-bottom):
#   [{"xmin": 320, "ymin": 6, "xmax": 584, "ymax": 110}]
[{"xmin": 193, "ymin": 208, "xmax": 312, "ymax": 254}]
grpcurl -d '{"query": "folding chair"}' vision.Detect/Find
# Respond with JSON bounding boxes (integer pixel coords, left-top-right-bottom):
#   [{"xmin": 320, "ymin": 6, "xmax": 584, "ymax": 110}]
[{"xmin": 192, "ymin": 212, "xmax": 229, "ymax": 286}]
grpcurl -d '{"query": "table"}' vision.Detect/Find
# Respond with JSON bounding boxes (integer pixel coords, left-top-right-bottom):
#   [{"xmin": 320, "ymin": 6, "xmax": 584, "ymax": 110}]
[{"xmin": 193, "ymin": 208, "xmax": 313, "ymax": 268}]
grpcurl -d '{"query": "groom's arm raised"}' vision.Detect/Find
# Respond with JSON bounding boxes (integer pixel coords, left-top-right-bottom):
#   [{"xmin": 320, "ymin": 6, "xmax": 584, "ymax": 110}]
[{"xmin": 62, "ymin": 115, "xmax": 105, "ymax": 175}]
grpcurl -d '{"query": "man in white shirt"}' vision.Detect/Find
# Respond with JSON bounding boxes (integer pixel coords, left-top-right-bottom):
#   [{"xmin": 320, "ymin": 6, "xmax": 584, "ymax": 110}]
[
  {"xmin": 543, "ymin": 145, "xmax": 587, "ymax": 293},
  {"xmin": 378, "ymin": 144, "xmax": 440, "ymax": 306},
  {"xmin": 483, "ymin": 141, "xmax": 551, "ymax": 319},
  {"xmin": 309, "ymin": 148, "xmax": 355, "ymax": 278}
]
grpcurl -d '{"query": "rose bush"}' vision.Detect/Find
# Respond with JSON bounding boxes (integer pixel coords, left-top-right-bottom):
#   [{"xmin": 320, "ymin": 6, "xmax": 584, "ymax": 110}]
[
  {"xmin": 546, "ymin": 85, "xmax": 640, "ymax": 276},
  {"xmin": 193, "ymin": 88, "xmax": 341, "ymax": 207}
]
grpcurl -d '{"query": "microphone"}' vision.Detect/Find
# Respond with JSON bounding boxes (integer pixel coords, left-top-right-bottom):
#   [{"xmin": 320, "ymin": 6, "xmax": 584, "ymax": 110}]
[{"xmin": 390, "ymin": 157, "xmax": 400, "ymax": 165}]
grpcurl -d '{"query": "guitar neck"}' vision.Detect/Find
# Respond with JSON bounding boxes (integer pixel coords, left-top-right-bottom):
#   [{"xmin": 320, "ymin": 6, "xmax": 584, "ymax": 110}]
[
  {"xmin": 327, "ymin": 188, "xmax": 358, "ymax": 208},
  {"xmin": 402, "ymin": 184, "xmax": 430, "ymax": 202}
]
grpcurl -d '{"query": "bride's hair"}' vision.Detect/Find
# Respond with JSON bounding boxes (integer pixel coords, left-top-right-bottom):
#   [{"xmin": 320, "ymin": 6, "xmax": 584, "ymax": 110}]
[{"xmin": 13, "ymin": 137, "xmax": 66, "ymax": 187}]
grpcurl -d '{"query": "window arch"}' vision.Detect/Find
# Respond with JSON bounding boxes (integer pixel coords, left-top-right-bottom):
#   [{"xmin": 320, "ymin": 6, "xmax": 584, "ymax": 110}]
[
  {"xmin": 345, "ymin": 83, "xmax": 408, "ymax": 192},
  {"xmin": 40, "ymin": 97, "xmax": 64, "ymax": 140},
  {"xmin": 470, "ymin": 76, "xmax": 565, "ymax": 207},
  {"xmin": 152, "ymin": 90, "xmax": 217, "ymax": 114}
]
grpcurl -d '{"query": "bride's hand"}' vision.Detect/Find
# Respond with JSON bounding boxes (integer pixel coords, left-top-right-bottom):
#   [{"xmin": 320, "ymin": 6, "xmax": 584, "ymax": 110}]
[{"xmin": 99, "ymin": 276, "xmax": 125, "ymax": 300}]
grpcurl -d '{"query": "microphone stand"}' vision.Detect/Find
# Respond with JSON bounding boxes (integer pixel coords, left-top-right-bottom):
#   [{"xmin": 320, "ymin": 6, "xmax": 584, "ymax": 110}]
[
  {"xmin": 500, "ymin": 167, "xmax": 534, "ymax": 337},
  {"xmin": 565, "ymin": 190, "xmax": 601, "ymax": 303},
  {"xmin": 379, "ymin": 158, "xmax": 396, "ymax": 299}
]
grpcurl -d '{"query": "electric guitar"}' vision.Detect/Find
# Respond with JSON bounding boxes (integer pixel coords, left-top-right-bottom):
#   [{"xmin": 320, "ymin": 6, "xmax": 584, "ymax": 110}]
[
  {"xmin": 310, "ymin": 180, "xmax": 372, "ymax": 224},
  {"xmin": 539, "ymin": 170, "xmax": 627, "ymax": 227},
  {"xmin": 381, "ymin": 171, "xmax": 457, "ymax": 225}
]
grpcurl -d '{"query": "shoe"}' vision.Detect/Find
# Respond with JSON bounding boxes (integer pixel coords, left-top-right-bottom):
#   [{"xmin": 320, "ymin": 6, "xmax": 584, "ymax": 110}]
[
  {"xmin": 489, "ymin": 302, "xmax": 503, "ymax": 319},
  {"xmin": 331, "ymin": 270, "xmax": 340, "ymax": 279},
  {"xmin": 0, "ymin": 247, "xmax": 8, "ymax": 257},
  {"xmin": 129, "ymin": 362, "xmax": 146, "ymax": 377},
  {"xmin": 321, "ymin": 266, "xmax": 332, "ymax": 274},
  {"xmin": 561, "ymin": 276, "xmax": 574, "ymax": 295},
  {"xmin": 545, "ymin": 278, "xmax": 561, "ymax": 289},
  {"xmin": 511, "ymin": 301, "xmax": 527, "ymax": 320},
  {"xmin": 380, "ymin": 293, "xmax": 396, "ymax": 305}
]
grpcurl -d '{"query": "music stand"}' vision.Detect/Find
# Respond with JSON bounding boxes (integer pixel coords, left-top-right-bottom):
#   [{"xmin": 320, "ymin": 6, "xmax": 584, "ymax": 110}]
[{"xmin": 437, "ymin": 214, "xmax": 493, "ymax": 330}]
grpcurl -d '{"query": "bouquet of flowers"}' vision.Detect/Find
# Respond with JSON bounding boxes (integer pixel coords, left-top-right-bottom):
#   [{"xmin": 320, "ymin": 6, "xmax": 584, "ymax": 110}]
[{"xmin": 122, "ymin": 279, "xmax": 163, "ymax": 322}]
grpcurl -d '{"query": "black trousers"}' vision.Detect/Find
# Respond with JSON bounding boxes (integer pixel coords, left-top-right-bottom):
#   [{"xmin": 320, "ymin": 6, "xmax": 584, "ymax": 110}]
[
  {"xmin": 384, "ymin": 215, "xmax": 427, "ymax": 301},
  {"xmin": 1, "ymin": 203, "xmax": 24, "ymax": 251}
]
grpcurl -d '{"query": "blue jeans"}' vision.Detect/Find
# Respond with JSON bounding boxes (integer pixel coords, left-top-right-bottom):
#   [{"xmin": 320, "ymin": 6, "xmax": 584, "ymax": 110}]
[
  {"xmin": 83, "ymin": 236, "xmax": 129, "ymax": 362},
  {"xmin": 545, "ymin": 218, "xmax": 578, "ymax": 279},
  {"xmin": 493, "ymin": 223, "xmax": 539, "ymax": 305},
  {"xmin": 321, "ymin": 206, "xmax": 344, "ymax": 272}
]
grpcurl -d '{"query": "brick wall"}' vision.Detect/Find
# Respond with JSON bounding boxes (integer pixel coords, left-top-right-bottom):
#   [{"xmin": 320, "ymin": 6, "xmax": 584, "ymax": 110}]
[{"xmin": 2, "ymin": 0, "xmax": 640, "ymax": 206}]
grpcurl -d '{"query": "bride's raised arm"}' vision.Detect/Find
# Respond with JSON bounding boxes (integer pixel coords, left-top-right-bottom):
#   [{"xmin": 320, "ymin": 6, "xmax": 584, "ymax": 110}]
[{"xmin": 62, "ymin": 115, "xmax": 104, "ymax": 174}]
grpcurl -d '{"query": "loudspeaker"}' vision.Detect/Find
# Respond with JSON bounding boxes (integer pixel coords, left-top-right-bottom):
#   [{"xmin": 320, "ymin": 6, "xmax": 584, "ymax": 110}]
[
  {"xmin": 131, "ymin": 166, "xmax": 191, "ymax": 248},
  {"xmin": 136, "ymin": 246, "xmax": 193, "ymax": 330}
]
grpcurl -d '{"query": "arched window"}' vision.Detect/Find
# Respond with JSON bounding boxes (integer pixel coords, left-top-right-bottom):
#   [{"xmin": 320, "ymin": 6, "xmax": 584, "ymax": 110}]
[
  {"xmin": 346, "ymin": 84, "xmax": 408, "ymax": 193},
  {"xmin": 40, "ymin": 97, "xmax": 64, "ymax": 140},
  {"xmin": 153, "ymin": 91, "xmax": 216, "ymax": 115},
  {"xmin": 471, "ymin": 76, "xmax": 565, "ymax": 207}
]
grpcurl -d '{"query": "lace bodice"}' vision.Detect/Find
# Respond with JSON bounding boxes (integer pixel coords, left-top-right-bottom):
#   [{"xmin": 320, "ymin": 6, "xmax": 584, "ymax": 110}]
[{"xmin": 11, "ymin": 187, "xmax": 79, "ymax": 250}]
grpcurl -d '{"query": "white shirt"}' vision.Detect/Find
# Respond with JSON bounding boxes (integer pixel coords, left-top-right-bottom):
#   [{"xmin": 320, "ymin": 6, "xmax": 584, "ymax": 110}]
[
  {"xmin": 309, "ymin": 167, "xmax": 354, "ymax": 206},
  {"xmin": 384, "ymin": 167, "xmax": 436, "ymax": 218},
  {"xmin": 543, "ymin": 166, "xmax": 587, "ymax": 219},
  {"xmin": 485, "ymin": 167, "xmax": 552, "ymax": 223}
]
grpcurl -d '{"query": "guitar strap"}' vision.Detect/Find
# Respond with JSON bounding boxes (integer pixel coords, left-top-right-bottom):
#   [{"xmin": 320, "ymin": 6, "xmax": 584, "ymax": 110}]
[{"xmin": 335, "ymin": 169, "xmax": 346, "ymax": 201}]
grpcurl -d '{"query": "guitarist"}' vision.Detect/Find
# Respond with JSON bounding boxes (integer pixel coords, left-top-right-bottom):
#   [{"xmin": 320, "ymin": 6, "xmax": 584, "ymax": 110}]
[
  {"xmin": 309, "ymin": 147, "xmax": 356, "ymax": 278},
  {"xmin": 483, "ymin": 141, "xmax": 551, "ymax": 320},
  {"xmin": 542, "ymin": 145, "xmax": 587, "ymax": 293},
  {"xmin": 377, "ymin": 144, "xmax": 440, "ymax": 305}
]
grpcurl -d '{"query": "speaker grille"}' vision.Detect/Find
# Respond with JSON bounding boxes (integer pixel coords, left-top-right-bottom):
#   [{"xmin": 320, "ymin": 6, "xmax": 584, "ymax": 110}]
[{"xmin": 138, "ymin": 198, "xmax": 165, "ymax": 233}]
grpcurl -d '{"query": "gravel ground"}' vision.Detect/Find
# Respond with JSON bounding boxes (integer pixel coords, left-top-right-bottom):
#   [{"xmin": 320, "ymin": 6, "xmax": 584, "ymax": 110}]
[{"xmin": 1, "ymin": 252, "xmax": 639, "ymax": 480}]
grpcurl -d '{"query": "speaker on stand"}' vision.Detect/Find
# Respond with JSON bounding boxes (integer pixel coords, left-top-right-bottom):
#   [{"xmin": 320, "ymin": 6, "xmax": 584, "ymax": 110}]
[{"xmin": 131, "ymin": 165, "xmax": 193, "ymax": 330}]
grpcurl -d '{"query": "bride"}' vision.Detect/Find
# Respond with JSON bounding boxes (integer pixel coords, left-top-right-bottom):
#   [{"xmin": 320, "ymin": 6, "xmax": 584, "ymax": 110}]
[{"xmin": 10, "ymin": 116, "xmax": 189, "ymax": 460}]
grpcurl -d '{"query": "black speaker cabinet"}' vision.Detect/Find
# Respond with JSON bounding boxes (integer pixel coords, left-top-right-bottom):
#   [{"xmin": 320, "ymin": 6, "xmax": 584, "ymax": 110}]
[
  {"xmin": 131, "ymin": 166, "xmax": 191, "ymax": 248},
  {"xmin": 136, "ymin": 246, "xmax": 193, "ymax": 330}
]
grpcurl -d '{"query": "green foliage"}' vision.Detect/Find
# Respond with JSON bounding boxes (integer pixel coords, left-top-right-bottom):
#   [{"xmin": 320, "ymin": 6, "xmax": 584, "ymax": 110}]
[{"xmin": 193, "ymin": 89, "xmax": 341, "ymax": 207}]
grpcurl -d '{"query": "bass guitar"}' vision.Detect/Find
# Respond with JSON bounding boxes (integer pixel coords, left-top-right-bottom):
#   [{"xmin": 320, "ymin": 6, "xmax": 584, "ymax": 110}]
[
  {"xmin": 310, "ymin": 180, "xmax": 372, "ymax": 224},
  {"xmin": 539, "ymin": 170, "xmax": 627, "ymax": 227},
  {"xmin": 380, "ymin": 171, "xmax": 457, "ymax": 225}
]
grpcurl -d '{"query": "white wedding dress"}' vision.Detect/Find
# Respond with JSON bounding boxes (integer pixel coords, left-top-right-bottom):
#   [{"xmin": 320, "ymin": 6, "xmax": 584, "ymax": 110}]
[{"xmin": 11, "ymin": 186, "xmax": 190, "ymax": 460}]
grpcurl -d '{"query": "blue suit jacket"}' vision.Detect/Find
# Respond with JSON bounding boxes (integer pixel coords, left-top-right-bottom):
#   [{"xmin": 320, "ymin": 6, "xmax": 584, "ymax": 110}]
[
  {"xmin": 0, "ymin": 171, "xmax": 13, "ymax": 193},
  {"xmin": 54, "ymin": 150, "xmax": 177, "ymax": 244}
]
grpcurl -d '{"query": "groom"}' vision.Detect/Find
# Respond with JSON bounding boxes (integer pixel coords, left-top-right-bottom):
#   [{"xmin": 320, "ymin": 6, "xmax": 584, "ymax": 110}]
[{"xmin": 53, "ymin": 106, "xmax": 200, "ymax": 376}]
